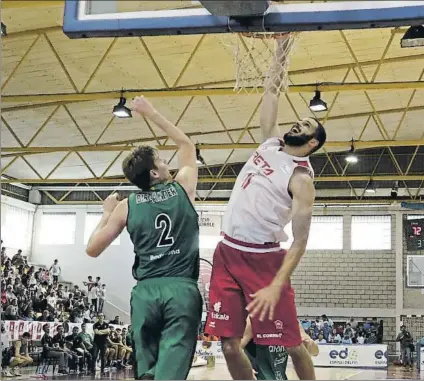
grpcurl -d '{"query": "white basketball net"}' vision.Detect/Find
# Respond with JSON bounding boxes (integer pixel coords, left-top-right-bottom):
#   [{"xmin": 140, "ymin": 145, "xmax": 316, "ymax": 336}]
[{"xmin": 232, "ymin": 32, "xmax": 298, "ymax": 94}]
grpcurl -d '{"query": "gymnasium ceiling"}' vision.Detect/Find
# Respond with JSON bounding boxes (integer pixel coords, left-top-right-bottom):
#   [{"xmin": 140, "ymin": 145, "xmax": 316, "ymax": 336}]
[{"xmin": 1, "ymin": 0, "xmax": 424, "ymax": 204}]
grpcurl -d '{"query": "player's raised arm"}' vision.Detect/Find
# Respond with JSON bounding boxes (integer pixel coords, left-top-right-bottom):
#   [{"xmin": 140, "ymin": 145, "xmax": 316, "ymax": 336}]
[
  {"xmin": 260, "ymin": 35, "xmax": 292, "ymax": 141},
  {"xmin": 131, "ymin": 96, "xmax": 197, "ymax": 202}
]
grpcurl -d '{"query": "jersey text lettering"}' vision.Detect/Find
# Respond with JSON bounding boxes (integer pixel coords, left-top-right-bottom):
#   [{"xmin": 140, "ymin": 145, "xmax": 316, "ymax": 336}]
[
  {"xmin": 253, "ymin": 152, "xmax": 274, "ymax": 176},
  {"xmin": 136, "ymin": 185, "xmax": 178, "ymax": 204}
]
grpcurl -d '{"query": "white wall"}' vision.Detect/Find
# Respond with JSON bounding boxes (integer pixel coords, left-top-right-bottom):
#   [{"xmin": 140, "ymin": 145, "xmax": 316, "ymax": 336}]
[
  {"xmin": 1, "ymin": 195, "xmax": 36, "ymax": 256},
  {"xmin": 31, "ymin": 205, "xmax": 136, "ymax": 313}
]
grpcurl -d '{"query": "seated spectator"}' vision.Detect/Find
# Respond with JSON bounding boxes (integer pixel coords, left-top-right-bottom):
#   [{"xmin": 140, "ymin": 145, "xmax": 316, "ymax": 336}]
[
  {"xmin": 78, "ymin": 323, "xmax": 94, "ymax": 356},
  {"xmin": 22, "ymin": 310, "xmax": 35, "ymax": 321},
  {"xmin": 1, "ymin": 324, "xmax": 13, "ymax": 378},
  {"xmin": 46, "ymin": 291, "xmax": 57, "ymax": 310},
  {"xmin": 310, "ymin": 321, "xmax": 319, "ymax": 337},
  {"xmin": 307, "ymin": 327, "xmax": 318, "ymax": 341},
  {"xmin": 5, "ymin": 284, "xmax": 17, "ymax": 303},
  {"xmin": 5, "ymin": 299, "xmax": 20, "ymax": 320},
  {"xmin": 38, "ymin": 310, "xmax": 54, "ymax": 322},
  {"xmin": 328, "ymin": 328, "xmax": 342, "ymax": 344},
  {"xmin": 357, "ymin": 332, "xmax": 365, "ymax": 344},
  {"xmin": 343, "ymin": 323, "xmax": 355, "ymax": 338},
  {"xmin": 315, "ymin": 333, "xmax": 327, "ymax": 344},
  {"xmin": 53, "ymin": 325, "xmax": 82, "ymax": 372},
  {"xmin": 107, "ymin": 327, "xmax": 120, "ymax": 367},
  {"xmin": 41, "ymin": 324, "xmax": 69, "ymax": 375},
  {"xmin": 83, "ymin": 305, "xmax": 91, "ymax": 323},
  {"xmin": 120, "ymin": 327, "xmax": 132, "ymax": 366},
  {"xmin": 341, "ymin": 334, "xmax": 352, "ymax": 344},
  {"xmin": 365, "ymin": 331, "xmax": 378, "ymax": 344},
  {"xmin": 322, "ymin": 321, "xmax": 331, "ymax": 341},
  {"xmin": 9, "ymin": 332, "xmax": 33, "ymax": 376},
  {"xmin": 67, "ymin": 325, "xmax": 93, "ymax": 372}
]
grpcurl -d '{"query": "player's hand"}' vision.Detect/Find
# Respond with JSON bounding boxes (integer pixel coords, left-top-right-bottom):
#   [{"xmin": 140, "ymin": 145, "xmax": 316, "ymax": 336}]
[
  {"xmin": 131, "ymin": 96, "xmax": 156, "ymax": 117},
  {"xmin": 246, "ymin": 285, "xmax": 281, "ymax": 322},
  {"xmin": 103, "ymin": 192, "xmax": 120, "ymax": 213}
]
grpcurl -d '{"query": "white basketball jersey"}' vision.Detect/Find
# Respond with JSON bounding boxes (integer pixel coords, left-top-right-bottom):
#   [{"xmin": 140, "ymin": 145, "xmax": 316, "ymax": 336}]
[{"xmin": 222, "ymin": 137, "xmax": 314, "ymax": 244}]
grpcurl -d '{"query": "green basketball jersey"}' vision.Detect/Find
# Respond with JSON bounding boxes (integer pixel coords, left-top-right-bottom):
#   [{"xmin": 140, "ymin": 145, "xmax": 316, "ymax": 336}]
[{"xmin": 127, "ymin": 181, "xmax": 199, "ymax": 281}]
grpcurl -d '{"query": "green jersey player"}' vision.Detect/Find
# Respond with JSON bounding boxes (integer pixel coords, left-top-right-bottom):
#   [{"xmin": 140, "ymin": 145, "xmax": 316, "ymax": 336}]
[{"xmin": 86, "ymin": 96, "xmax": 202, "ymax": 380}]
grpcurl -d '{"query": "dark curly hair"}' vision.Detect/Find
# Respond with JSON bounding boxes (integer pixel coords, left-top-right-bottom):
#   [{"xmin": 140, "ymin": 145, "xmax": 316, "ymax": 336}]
[{"xmin": 122, "ymin": 145, "xmax": 157, "ymax": 191}]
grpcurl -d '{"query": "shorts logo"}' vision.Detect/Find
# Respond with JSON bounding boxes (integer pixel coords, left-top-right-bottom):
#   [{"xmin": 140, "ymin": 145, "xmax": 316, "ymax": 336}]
[
  {"xmin": 274, "ymin": 320, "xmax": 284, "ymax": 330},
  {"xmin": 211, "ymin": 301, "xmax": 229, "ymax": 321}
]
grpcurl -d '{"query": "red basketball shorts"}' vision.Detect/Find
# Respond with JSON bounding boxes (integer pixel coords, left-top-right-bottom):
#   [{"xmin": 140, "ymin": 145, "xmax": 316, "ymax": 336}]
[{"xmin": 205, "ymin": 235, "xmax": 301, "ymax": 347}]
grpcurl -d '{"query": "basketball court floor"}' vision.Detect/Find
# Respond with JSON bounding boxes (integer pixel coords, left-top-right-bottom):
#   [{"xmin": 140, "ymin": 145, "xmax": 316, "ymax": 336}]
[{"xmin": 11, "ymin": 364, "xmax": 424, "ymax": 380}]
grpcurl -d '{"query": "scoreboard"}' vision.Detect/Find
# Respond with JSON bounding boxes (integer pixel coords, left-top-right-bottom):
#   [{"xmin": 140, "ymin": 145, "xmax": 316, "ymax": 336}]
[{"xmin": 404, "ymin": 218, "xmax": 424, "ymax": 251}]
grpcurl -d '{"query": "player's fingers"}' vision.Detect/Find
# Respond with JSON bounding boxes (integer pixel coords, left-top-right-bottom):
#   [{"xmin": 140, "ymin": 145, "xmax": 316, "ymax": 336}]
[
  {"xmin": 246, "ymin": 297, "xmax": 258, "ymax": 312},
  {"xmin": 259, "ymin": 304, "xmax": 269, "ymax": 322},
  {"xmin": 251, "ymin": 300, "xmax": 265, "ymax": 319},
  {"xmin": 268, "ymin": 304, "xmax": 275, "ymax": 321},
  {"xmin": 249, "ymin": 293, "xmax": 257, "ymax": 298},
  {"xmin": 246, "ymin": 298, "xmax": 258, "ymax": 315}
]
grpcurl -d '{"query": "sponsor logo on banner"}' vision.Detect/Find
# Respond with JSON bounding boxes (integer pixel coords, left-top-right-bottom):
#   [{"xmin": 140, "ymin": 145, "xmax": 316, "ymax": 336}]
[
  {"xmin": 374, "ymin": 349, "xmax": 388, "ymax": 366},
  {"xmin": 313, "ymin": 344, "xmax": 388, "ymax": 369},
  {"xmin": 329, "ymin": 348, "xmax": 359, "ymax": 366},
  {"xmin": 195, "ymin": 340, "xmax": 225, "ymax": 364},
  {"xmin": 3, "ymin": 321, "xmax": 129, "ymax": 341}
]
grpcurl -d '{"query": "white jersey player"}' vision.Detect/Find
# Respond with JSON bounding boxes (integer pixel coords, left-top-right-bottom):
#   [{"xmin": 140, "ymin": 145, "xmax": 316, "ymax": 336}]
[{"xmin": 205, "ymin": 35, "xmax": 327, "ymax": 381}]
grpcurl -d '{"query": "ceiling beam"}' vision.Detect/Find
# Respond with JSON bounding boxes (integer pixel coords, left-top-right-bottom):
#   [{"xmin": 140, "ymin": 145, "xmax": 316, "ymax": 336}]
[
  {"xmin": 1, "ymin": 1, "xmax": 63, "ymax": 8},
  {"xmin": 1, "ymin": 175, "xmax": 423, "ymax": 184},
  {"xmin": 3, "ymin": 82, "xmax": 424, "ymax": 103},
  {"xmin": 1, "ymin": 139, "xmax": 424, "ymax": 156}
]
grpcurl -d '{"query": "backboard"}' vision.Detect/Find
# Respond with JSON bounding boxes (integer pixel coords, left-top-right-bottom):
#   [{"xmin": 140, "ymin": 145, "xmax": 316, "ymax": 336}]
[{"xmin": 63, "ymin": 1, "xmax": 424, "ymax": 39}]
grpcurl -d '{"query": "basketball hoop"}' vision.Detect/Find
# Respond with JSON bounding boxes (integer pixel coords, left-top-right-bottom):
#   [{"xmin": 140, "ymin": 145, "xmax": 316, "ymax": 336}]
[{"xmin": 232, "ymin": 30, "xmax": 299, "ymax": 94}]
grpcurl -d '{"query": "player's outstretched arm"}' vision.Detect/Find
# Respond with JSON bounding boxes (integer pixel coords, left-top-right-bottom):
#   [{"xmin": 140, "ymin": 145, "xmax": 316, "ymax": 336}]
[
  {"xmin": 86, "ymin": 193, "xmax": 127, "ymax": 258},
  {"xmin": 260, "ymin": 36, "xmax": 291, "ymax": 142},
  {"xmin": 246, "ymin": 169, "xmax": 314, "ymax": 321},
  {"xmin": 272, "ymin": 168, "xmax": 314, "ymax": 287},
  {"xmin": 131, "ymin": 96, "xmax": 197, "ymax": 202}
]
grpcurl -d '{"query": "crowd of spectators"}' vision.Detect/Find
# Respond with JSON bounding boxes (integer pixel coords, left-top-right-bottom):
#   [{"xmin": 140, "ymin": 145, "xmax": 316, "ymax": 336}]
[
  {"xmin": 1, "ymin": 243, "xmax": 107, "ymax": 324},
  {"xmin": 1, "ymin": 316, "xmax": 131, "ymax": 377},
  {"xmin": 301, "ymin": 315, "xmax": 384, "ymax": 345},
  {"xmin": 1, "ymin": 241, "xmax": 128, "ymax": 377}
]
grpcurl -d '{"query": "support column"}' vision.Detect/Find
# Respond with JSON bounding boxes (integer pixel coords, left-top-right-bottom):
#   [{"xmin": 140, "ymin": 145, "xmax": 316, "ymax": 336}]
[{"xmin": 395, "ymin": 211, "xmax": 403, "ymax": 352}]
